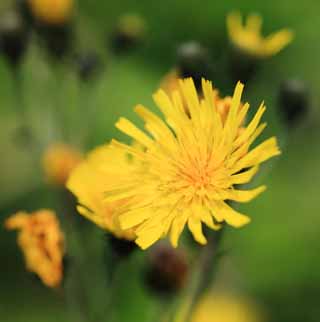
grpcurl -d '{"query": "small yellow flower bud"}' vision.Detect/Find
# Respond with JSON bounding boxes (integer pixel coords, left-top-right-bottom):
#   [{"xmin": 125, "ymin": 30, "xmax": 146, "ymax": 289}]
[{"xmin": 42, "ymin": 143, "xmax": 82, "ymax": 186}]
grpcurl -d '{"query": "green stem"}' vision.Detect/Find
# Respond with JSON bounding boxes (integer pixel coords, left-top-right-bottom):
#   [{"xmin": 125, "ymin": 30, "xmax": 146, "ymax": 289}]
[
  {"xmin": 173, "ymin": 229, "xmax": 225, "ymax": 322},
  {"xmin": 58, "ymin": 189, "xmax": 94, "ymax": 322}
]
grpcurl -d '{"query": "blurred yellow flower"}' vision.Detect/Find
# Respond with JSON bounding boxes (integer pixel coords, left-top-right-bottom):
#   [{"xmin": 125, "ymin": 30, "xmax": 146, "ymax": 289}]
[
  {"xmin": 227, "ymin": 11, "xmax": 293, "ymax": 58},
  {"xmin": 67, "ymin": 144, "xmax": 136, "ymax": 240},
  {"xmin": 5, "ymin": 209, "xmax": 65, "ymax": 288},
  {"xmin": 27, "ymin": 0, "xmax": 74, "ymax": 25},
  {"xmin": 76, "ymin": 78, "xmax": 279, "ymax": 249},
  {"xmin": 42, "ymin": 143, "xmax": 82, "ymax": 186},
  {"xmin": 117, "ymin": 13, "xmax": 146, "ymax": 38},
  {"xmin": 190, "ymin": 293, "xmax": 262, "ymax": 322}
]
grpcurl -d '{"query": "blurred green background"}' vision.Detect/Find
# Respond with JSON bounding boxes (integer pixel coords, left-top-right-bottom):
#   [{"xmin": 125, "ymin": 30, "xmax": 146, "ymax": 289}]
[{"xmin": 0, "ymin": 0, "xmax": 319, "ymax": 321}]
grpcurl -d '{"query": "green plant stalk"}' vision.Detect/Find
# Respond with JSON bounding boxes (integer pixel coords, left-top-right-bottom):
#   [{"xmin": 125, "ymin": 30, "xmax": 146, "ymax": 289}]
[{"xmin": 171, "ymin": 228, "xmax": 225, "ymax": 322}]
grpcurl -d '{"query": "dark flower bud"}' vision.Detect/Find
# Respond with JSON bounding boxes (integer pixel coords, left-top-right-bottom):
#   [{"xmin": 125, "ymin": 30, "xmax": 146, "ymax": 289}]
[
  {"xmin": 108, "ymin": 235, "xmax": 137, "ymax": 258},
  {"xmin": 37, "ymin": 23, "xmax": 73, "ymax": 60},
  {"xmin": 176, "ymin": 41, "xmax": 212, "ymax": 91},
  {"xmin": 278, "ymin": 79, "xmax": 310, "ymax": 126},
  {"xmin": 110, "ymin": 14, "xmax": 146, "ymax": 54},
  {"xmin": 145, "ymin": 244, "xmax": 189, "ymax": 295},
  {"xmin": 228, "ymin": 45, "xmax": 259, "ymax": 84},
  {"xmin": 16, "ymin": 0, "xmax": 34, "ymax": 27},
  {"xmin": 0, "ymin": 10, "xmax": 29, "ymax": 67},
  {"xmin": 75, "ymin": 51, "xmax": 102, "ymax": 82}
]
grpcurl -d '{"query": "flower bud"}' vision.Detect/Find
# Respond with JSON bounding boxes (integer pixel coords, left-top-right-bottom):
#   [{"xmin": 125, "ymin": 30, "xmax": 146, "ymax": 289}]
[
  {"xmin": 278, "ymin": 79, "xmax": 309, "ymax": 126},
  {"xmin": 110, "ymin": 14, "xmax": 146, "ymax": 54},
  {"xmin": 75, "ymin": 51, "xmax": 102, "ymax": 82},
  {"xmin": 37, "ymin": 23, "xmax": 73, "ymax": 60},
  {"xmin": 228, "ymin": 46, "xmax": 259, "ymax": 83},
  {"xmin": 108, "ymin": 235, "xmax": 137, "ymax": 258},
  {"xmin": 42, "ymin": 143, "xmax": 82, "ymax": 186},
  {"xmin": 176, "ymin": 41, "xmax": 212, "ymax": 90},
  {"xmin": 0, "ymin": 10, "xmax": 29, "ymax": 67},
  {"xmin": 145, "ymin": 244, "xmax": 189, "ymax": 295}
]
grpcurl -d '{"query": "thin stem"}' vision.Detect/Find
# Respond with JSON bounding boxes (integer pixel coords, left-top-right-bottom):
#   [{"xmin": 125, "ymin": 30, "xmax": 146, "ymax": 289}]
[
  {"xmin": 58, "ymin": 189, "xmax": 94, "ymax": 322},
  {"xmin": 172, "ymin": 229, "xmax": 225, "ymax": 322}
]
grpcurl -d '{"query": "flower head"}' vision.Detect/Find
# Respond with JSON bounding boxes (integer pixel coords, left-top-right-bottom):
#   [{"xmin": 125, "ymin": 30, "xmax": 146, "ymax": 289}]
[
  {"xmin": 67, "ymin": 144, "xmax": 136, "ymax": 240},
  {"xmin": 189, "ymin": 293, "xmax": 262, "ymax": 322},
  {"xmin": 5, "ymin": 209, "xmax": 65, "ymax": 288},
  {"xmin": 69, "ymin": 78, "xmax": 280, "ymax": 249},
  {"xmin": 27, "ymin": 0, "xmax": 74, "ymax": 26},
  {"xmin": 227, "ymin": 11, "xmax": 293, "ymax": 58},
  {"xmin": 42, "ymin": 143, "xmax": 82, "ymax": 186}
]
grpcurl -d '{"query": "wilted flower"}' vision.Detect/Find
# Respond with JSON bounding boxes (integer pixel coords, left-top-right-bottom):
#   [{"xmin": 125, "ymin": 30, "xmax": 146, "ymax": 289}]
[
  {"xmin": 67, "ymin": 144, "xmax": 136, "ymax": 241},
  {"xmin": 42, "ymin": 143, "xmax": 82, "ymax": 186},
  {"xmin": 189, "ymin": 293, "xmax": 262, "ymax": 322},
  {"xmin": 70, "ymin": 78, "xmax": 280, "ymax": 249},
  {"xmin": 227, "ymin": 11, "xmax": 293, "ymax": 59},
  {"xmin": 5, "ymin": 209, "xmax": 65, "ymax": 288}
]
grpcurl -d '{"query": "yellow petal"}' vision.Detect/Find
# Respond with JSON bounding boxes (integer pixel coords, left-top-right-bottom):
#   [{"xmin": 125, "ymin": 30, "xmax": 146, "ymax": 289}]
[
  {"xmin": 170, "ymin": 213, "xmax": 189, "ymax": 248},
  {"xmin": 188, "ymin": 216, "xmax": 207, "ymax": 245},
  {"xmin": 135, "ymin": 226, "xmax": 163, "ymax": 249},
  {"xmin": 230, "ymin": 166, "xmax": 259, "ymax": 184},
  {"xmin": 232, "ymin": 137, "xmax": 281, "ymax": 173},
  {"xmin": 223, "ymin": 186, "xmax": 266, "ymax": 203},
  {"xmin": 119, "ymin": 208, "xmax": 151, "ymax": 230},
  {"xmin": 264, "ymin": 29, "xmax": 294, "ymax": 56},
  {"xmin": 212, "ymin": 201, "xmax": 251, "ymax": 228},
  {"xmin": 116, "ymin": 117, "xmax": 153, "ymax": 148}
]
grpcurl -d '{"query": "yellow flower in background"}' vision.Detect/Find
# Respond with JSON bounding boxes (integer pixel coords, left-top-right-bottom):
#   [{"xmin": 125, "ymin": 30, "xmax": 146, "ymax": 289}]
[
  {"xmin": 42, "ymin": 143, "xmax": 82, "ymax": 186},
  {"xmin": 79, "ymin": 78, "xmax": 280, "ymax": 250},
  {"xmin": 190, "ymin": 293, "xmax": 262, "ymax": 322},
  {"xmin": 117, "ymin": 13, "xmax": 146, "ymax": 39},
  {"xmin": 27, "ymin": 0, "xmax": 74, "ymax": 25},
  {"xmin": 227, "ymin": 11, "xmax": 293, "ymax": 58},
  {"xmin": 67, "ymin": 144, "xmax": 136, "ymax": 241},
  {"xmin": 5, "ymin": 209, "xmax": 65, "ymax": 288}
]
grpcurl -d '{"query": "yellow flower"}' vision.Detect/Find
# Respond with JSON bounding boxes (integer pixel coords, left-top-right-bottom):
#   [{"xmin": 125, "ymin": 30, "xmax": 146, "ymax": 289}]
[
  {"xmin": 190, "ymin": 293, "xmax": 262, "ymax": 322},
  {"xmin": 70, "ymin": 78, "xmax": 280, "ymax": 249},
  {"xmin": 227, "ymin": 11, "xmax": 293, "ymax": 58},
  {"xmin": 42, "ymin": 143, "xmax": 82, "ymax": 186},
  {"xmin": 67, "ymin": 144, "xmax": 136, "ymax": 240},
  {"xmin": 117, "ymin": 13, "xmax": 146, "ymax": 38},
  {"xmin": 5, "ymin": 209, "xmax": 65, "ymax": 288},
  {"xmin": 27, "ymin": 0, "xmax": 74, "ymax": 25}
]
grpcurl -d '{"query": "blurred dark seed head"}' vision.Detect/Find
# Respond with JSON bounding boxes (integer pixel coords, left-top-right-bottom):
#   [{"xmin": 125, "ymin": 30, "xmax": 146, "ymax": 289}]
[
  {"xmin": 278, "ymin": 79, "xmax": 310, "ymax": 126},
  {"xmin": 75, "ymin": 51, "xmax": 102, "ymax": 82},
  {"xmin": 229, "ymin": 45, "xmax": 259, "ymax": 84},
  {"xmin": 0, "ymin": 10, "xmax": 30, "ymax": 67},
  {"xmin": 109, "ymin": 235, "xmax": 137, "ymax": 258},
  {"xmin": 110, "ymin": 13, "xmax": 146, "ymax": 54},
  {"xmin": 176, "ymin": 41, "xmax": 212, "ymax": 91},
  {"xmin": 145, "ymin": 243, "xmax": 189, "ymax": 295},
  {"xmin": 37, "ymin": 23, "xmax": 73, "ymax": 60}
]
